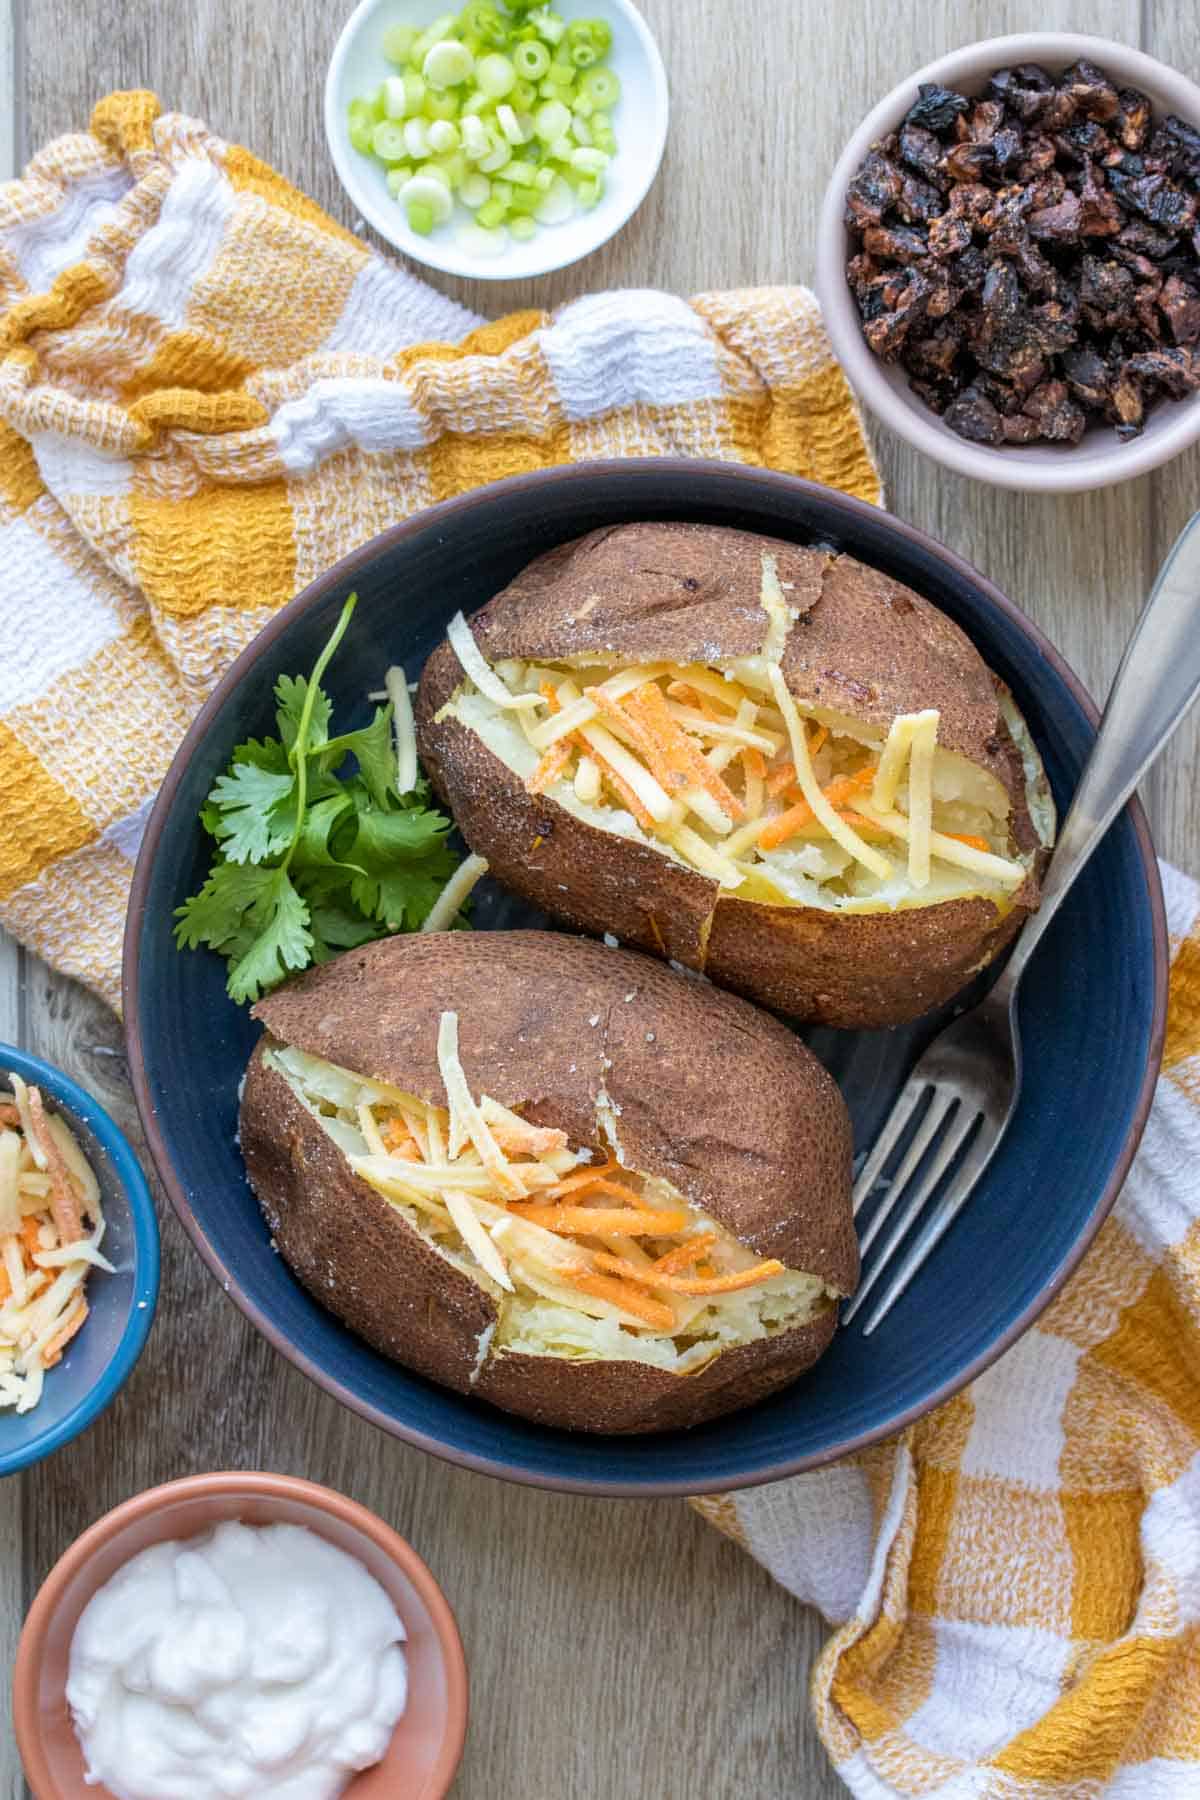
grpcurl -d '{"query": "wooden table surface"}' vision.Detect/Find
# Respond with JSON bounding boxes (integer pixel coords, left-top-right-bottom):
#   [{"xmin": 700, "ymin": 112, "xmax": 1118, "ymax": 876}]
[{"xmin": 3, "ymin": 0, "xmax": 1200, "ymax": 1794}]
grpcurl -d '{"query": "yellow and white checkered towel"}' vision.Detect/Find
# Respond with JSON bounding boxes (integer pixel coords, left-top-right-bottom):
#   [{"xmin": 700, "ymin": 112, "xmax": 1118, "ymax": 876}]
[{"xmin": 2, "ymin": 93, "xmax": 1198, "ymax": 1799}]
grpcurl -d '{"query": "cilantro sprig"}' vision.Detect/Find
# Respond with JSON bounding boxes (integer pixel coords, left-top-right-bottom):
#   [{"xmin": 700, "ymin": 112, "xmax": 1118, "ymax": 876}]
[{"xmin": 174, "ymin": 594, "xmax": 460, "ymax": 1004}]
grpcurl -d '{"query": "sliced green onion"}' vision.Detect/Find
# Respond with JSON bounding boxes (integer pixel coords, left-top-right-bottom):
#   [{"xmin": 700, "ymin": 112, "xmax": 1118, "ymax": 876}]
[
  {"xmin": 506, "ymin": 158, "xmax": 538, "ymax": 187},
  {"xmin": 476, "ymin": 196, "xmax": 508, "ymax": 228},
  {"xmin": 572, "ymin": 91, "xmax": 594, "ymax": 120},
  {"xmin": 403, "ymin": 71, "xmax": 427, "ymax": 112},
  {"xmin": 570, "ymin": 146, "xmax": 609, "ymax": 173},
  {"xmin": 476, "ymin": 52, "xmax": 516, "ymax": 97},
  {"xmin": 434, "ymin": 149, "xmax": 469, "ymax": 187},
  {"xmin": 382, "ymin": 23, "xmax": 419, "ymax": 65},
  {"xmin": 514, "ymin": 39, "xmax": 550, "ymax": 79},
  {"xmin": 403, "ymin": 117, "xmax": 432, "ymax": 160},
  {"xmin": 496, "ymin": 103, "xmax": 527, "ymax": 145},
  {"xmin": 427, "ymin": 118, "xmax": 461, "ymax": 153},
  {"xmin": 422, "ymin": 161, "xmax": 452, "ymax": 191},
  {"xmin": 401, "ymin": 172, "xmax": 454, "ymax": 223},
  {"xmin": 569, "ymin": 41, "xmax": 598, "ymax": 68},
  {"xmin": 546, "ymin": 133, "xmax": 575, "ymax": 162},
  {"xmin": 571, "ymin": 112, "xmax": 593, "ymax": 144},
  {"xmin": 535, "ymin": 173, "xmax": 575, "ymax": 224},
  {"xmin": 534, "ymin": 98, "xmax": 571, "ymax": 142},
  {"xmin": 407, "ymin": 200, "xmax": 435, "ymax": 235},
  {"xmin": 490, "ymin": 179, "xmax": 513, "ymax": 208},
  {"xmin": 459, "ymin": 172, "xmax": 491, "ymax": 208},
  {"xmin": 534, "ymin": 166, "xmax": 555, "ymax": 191},
  {"xmin": 511, "ymin": 78, "xmax": 538, "ymax": 110},
  {"xmin": 348, "ymin": 100, "xmax": 376, "ymax": 154},
  {"xmin": 423, "ymin": 88, "xmax": 460, "ymax": 120},
  {"xmin": 533, "ymin": 9, "xmax": 566, "ymax": 45},
  {"xmin": 510, "ymin": 214, "xmax": 537, "ymax": 241},
  {"xmin": 461, "ymin": 114, "xmax": 490, "ymax": 157},
  {"xmin": 580, "ymin": 67, "xmax": 619, "ymax": 108},
  {"xmin": 576, "ymin": 173, "xmax": 604, "ymax": 209},
  {"xmin": 461, "ymin": 89, "xmax": 493, "ymax": 117},
  {"xmin": 461, "ymin": 3, "xmax": 507, "ymax": 48},
  {"xmin": 371, "ymin": 120, "xmax": 409, "ymax": 164},
  {"xmin": 477, "ymin": 134, "xmax": 513, "ymax": 172},
  {"xmin": 423, "ymin": 39, "xmax": 474, "ymax": 87},
  {"xmin": 592, "ymin": 126, "xmax": 616, "ymax": 155},
  {"xmin": 385, "ymin": 164, "xmax": 415, "ymax": 195},
  {"xmin": 382, "ymin": 75, "xmax": 408, "ymax": 120},
  {"xmin": 411, "ymin": 14, "xmax": 458, "ymax": 63},
  {"xmin": 508, "ymin": 185, "xmax": 541, "ymax": 215}
]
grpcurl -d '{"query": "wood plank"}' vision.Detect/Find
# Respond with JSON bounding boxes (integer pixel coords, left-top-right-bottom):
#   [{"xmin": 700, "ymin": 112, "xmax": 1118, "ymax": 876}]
[{"xmin": 11, "ymin": 2, "xmax": 1199, "ymax": 1798}]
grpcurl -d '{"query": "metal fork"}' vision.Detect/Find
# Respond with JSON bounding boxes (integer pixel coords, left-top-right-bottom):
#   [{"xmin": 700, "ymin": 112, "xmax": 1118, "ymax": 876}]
[{"xmin": 843, "ymin": 510, "xmax": 1200, "ymax": 1336}]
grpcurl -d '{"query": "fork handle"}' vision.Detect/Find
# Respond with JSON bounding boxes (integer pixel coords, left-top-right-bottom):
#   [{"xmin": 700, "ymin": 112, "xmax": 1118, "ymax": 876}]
[{"xmin": 992, "ymin": 509, "xmax": 1200, "ymax": 1009}]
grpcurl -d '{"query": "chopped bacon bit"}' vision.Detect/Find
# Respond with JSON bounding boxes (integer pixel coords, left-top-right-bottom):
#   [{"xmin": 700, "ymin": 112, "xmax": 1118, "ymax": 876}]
[
  {"xmin": 653, "ymin": 1232, "xmax": 717, "ymax": 1273},
  {"xmin": 593, "ymin": 1252, "xmax": 786, "ymax": 1294},
  {"xmin": 27, "ymin": 1089, "xmax": 83, "ymax": 1244},
  {"xmin": 506, "ymin": 1204, "xmax": 689, "ymax": 1236},
  {"xmin": 564, "ymin": 1269, "xmax": 676, "ymax": 1330}
]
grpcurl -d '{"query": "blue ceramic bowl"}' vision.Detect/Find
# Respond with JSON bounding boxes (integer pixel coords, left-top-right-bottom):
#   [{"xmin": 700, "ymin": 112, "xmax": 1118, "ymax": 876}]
[
  {"xmin": 0, "ymin": 1047, "xmax": 159, "ymax": 1476},
  {"xmin": 124, "ymin": 461, "xmax": 1166, "ymax": 1495}
]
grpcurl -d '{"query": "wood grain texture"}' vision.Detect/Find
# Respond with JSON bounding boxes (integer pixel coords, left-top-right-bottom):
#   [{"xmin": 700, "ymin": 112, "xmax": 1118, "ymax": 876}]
[{"xmin": 10, "ymin": 0, "xmax": 1200, "ymax": 1796}]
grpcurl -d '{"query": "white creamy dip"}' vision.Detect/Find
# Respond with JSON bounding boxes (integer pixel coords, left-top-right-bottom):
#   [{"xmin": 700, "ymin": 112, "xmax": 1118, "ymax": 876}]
[{"xmin": 66, "ymin": 1519, "xmax": 408, "ymax": 1800}]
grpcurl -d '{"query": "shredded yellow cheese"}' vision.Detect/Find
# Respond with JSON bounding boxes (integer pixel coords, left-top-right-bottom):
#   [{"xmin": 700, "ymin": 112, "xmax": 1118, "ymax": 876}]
[
  {"xmin": 905, "ymin": 711, "xmax": 939, "ymax": 889},
  {"xmin": 447, "ymin": 612, "xmax": 543, "ymax": 712},
  {"xmin": 421, "ymin": 853, "xmax": 490, "ymax": 935},
  {"xmin": 759, "ymin": 553, "xmax": 796, "ymax": 663},
  {"xmin": 855, "ymin": 804, "xmax": 1026, "ymax": 886},
  {"xmin": 384, "ymin": 665, "xmax": 419, "ymax": 795},
  {"xmin": 766, "ymin": 665, "xmax": 892, "ymax": 879},
  {"xmin": 436, "ymin": 1012, "xmax": 525, "ymax": 1198}
]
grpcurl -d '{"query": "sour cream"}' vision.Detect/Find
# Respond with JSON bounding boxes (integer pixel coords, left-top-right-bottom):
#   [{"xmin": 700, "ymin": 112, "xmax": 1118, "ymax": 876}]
[{"xmin": 66, "ymin": 1519, "xmax": 407, "ymax": 1800}]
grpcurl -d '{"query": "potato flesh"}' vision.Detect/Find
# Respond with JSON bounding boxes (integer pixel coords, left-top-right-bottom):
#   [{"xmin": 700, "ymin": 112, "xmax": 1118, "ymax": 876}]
[
  {"xmin": 447, "ymin": 655, "xmax": 1034, "ymax": 914},
  {"xmin": 266, "ymin": 1046, "xmax": 831, "ymax": 1373}
]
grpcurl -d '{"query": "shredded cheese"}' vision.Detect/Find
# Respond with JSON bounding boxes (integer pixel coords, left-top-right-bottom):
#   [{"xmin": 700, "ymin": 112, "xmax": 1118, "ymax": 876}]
[
  {"xmin": 855, "ymin": 804, "xmax": 1026, "ymax": 886},
  {"xmin": 871, "ymin": 712, "xmax": 919, "ymax": 812},
  {"xmin": 0, "ymin": 1130, "xmax": 20, "ymax": 1237},
  {"xmin": 905, "ymin": 711, "xmax": 939, "ymax": 889},
  {"xmin": 447, "ymin": 612, "xmax": 543, "ymax": 712},
  {"xmin": 384, "ymin": 665, "xmax": 419, "ymax": 795},
  {"xmin": 574, "ymin": 755, "xmax": 601, "ymax": 804},
  {"xmin": 575, "ymin": 720, "xmax": 674, "ymax": 823},
  {"xmin": 759, "ymin": 553, "xmax": 797, "ymax": 663},
  {"xmin": 442, "ymin": 1189, "xmax": 514, "ymax": 1291},
  {"xmin": 421, "ymin": 853, "xmax": 490, "ymax": 935},
  {"xmin": 10, "ymin": 1077, "xmax": 45, "ymax": 1170},
  {"xmin": 766, "ymin": 665, "xmax": 892, "ymax": 879},
  {"xmin": 668, "ymin": 824, "xmax": 744, "ymax": 888},
  {"xmin": 436, "ymin": 1013, "xmax": 525, "ymax": 1199}
]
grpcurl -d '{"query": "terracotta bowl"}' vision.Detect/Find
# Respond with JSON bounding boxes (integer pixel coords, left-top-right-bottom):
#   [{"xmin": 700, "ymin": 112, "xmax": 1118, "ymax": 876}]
[
  {"xmin": 816, "ymin": 33, "xmax": 1200, "ymax": 492},
  {"xmin": 13, "ymin": 1472, "xmax": 468, "ymax": 1800}
]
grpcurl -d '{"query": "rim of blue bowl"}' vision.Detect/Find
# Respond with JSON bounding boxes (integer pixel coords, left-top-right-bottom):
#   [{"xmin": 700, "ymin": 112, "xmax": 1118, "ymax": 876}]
[
  {"xmin": 122, "ymin": 460, "xmax": 1168, "ymax": 1493},
  {"xmin": 0, "ymin": 1045, "xmax": 160, "ymax": 1477}
]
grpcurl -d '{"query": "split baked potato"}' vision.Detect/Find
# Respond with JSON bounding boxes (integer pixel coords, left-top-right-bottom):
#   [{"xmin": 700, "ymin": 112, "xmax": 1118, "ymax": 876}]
[
  {"xmin": 415, "ymin": 523, "xmax": 1056, "ymax": 1029},
  {"xmin": 240, "ymin": 930, "xmax": 856, "ymax": 1434}
]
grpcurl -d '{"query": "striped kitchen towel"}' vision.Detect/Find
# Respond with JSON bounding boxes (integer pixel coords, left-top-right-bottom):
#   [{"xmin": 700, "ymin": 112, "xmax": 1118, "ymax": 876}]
[
  {"xmin": 3, "ymin": 92, "xmax": 1199, "ymax": 1800},
  {"xmin": 0, "ymin": 91, "xmax": 877, "ymax": 1008}
]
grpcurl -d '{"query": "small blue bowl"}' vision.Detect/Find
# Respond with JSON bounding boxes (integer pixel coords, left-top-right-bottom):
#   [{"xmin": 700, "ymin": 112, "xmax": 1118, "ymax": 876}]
[
  {"xmin": 124, "ymin": 461, "xmax": 1166, "ymax": 1495},
  {"xmin": 0, "ymin": 1048, "xmax": 159, "ymax": 1477}
]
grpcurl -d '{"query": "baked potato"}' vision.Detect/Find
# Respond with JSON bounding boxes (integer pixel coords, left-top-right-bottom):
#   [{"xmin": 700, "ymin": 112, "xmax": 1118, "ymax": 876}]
[
  {"xmin": 415, "ymin": 523, "xmax": 1056, "ymax": 1029},
  {"xmin": 239, "ymin": 930, "xmax": 855, "ymax": 1434}
]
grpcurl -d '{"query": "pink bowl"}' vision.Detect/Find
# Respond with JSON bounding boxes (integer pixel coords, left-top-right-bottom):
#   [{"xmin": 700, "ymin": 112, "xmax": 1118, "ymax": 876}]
[
  {"xmin": 13, "ymin": 1472, "xmax": 469, "ymax": 1800},
  {"xmin": 816, "ymin": 33, "xmax": 1200, "ymax": 493}
]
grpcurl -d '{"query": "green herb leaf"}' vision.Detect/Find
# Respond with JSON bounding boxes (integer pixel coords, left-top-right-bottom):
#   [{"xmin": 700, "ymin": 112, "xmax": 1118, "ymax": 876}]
[
  {"xmin": 207, "ymin": 761, "xmax": 297, "ymax": 864},
  {"xmin": 320, "ymin": 705, "xmax": 396, "ymax": 810},
  {"xmin": 225, "ymin": 869, "xmax": 313, "ymax": 1004},
  {"xmin": 176, "ymin": 593, "xmax": 466, "ymax": 1004},
  {"xmin": 276, "ymin": 674, "xmax": 332, "ymax": 756},
  {"xmin": 173, "ymin": 861, "xmax": 282, "ymax": 953}
]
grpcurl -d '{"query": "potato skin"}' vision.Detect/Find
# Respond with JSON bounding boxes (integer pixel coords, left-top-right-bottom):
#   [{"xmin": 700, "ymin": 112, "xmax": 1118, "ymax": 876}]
[
  {"xmin": 415, "ymin": 522, "xmax": 1050, "ymax": 1029},
  {"xmin": 240, "ymin": 931, "xmax": 855, "ymax": 1434}
]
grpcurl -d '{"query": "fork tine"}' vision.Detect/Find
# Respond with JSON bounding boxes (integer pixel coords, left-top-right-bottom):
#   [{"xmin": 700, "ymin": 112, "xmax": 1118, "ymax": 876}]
[
  {"xmin": 841, "ymin": 1102, "xmax": 983, "ymax": 1327},
  {"xmin": 857, "ymin": 1089, "xmax": 958, "ymax": 1258},
  {"xmin": 859, "ymin": 1130, "xmax": 1001, "ymax": 1336},
  {"xmin": 852, "ymin": 1080, "xmax": 931, "ymax": 1216}
]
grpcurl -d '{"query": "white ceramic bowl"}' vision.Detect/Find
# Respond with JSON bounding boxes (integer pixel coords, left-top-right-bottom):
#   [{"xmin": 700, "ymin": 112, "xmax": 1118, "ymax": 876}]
[
  {"xmin": 325, "ymin": 0, "xmax": 669, "ymax": 281},
  {"xmin": 816, "ymin": 34, "xmax": 1200, "ymax": 493}
]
